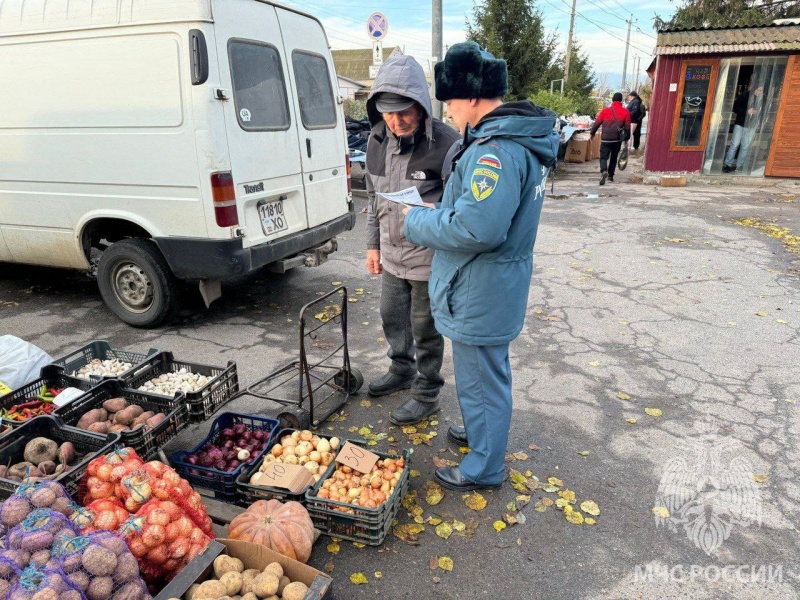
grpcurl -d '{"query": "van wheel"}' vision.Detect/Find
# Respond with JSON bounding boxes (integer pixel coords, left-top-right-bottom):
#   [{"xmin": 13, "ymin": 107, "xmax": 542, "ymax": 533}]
[{"xmin": 97, "ymin": 239, "xmax": 180, "ymax": 328}]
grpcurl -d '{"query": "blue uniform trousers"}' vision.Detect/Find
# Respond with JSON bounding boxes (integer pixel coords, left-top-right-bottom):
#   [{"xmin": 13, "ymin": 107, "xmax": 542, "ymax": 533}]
[{"xmin": 451, "ymin": 340, "xmax": 512, "ymax": 485}]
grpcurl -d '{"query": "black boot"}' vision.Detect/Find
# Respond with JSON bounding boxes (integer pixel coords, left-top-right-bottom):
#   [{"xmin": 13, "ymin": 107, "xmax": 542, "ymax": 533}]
[
  {"xmin": 447, "ymin": 426, "xmax": 468, "ymax": 446},
  {"xmin": 434, "ymin": 466, "xmax": 502, "ymax": 491},
  {"xmin": 368, "ymin": 372, "xmax": 415, "ymax": 397},
  {"xmin": 389, "ymin": 397, "xmax": 439, "ymax": 425}
]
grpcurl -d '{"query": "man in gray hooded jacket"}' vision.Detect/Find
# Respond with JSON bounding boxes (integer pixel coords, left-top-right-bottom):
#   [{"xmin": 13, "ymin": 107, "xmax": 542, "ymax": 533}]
[{"xmin": 364, "ymin": 56, "xmax": 460, "ymax": 426}]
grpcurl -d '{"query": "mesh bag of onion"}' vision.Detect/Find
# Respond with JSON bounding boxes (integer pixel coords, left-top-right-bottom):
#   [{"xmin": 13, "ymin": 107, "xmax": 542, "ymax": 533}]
[
  {"xmin": 8, "ymin": 564, "xmax": 86, "ymax": 600},
  {"xmin": 120, "ymin": 499, "xmax": 211, "ymax": 584},
  {"xmin": 77, "ymin": 500, "xmax": 131, "ymax": 535},
  {"xmin": 53, "ymin": 531, "xmax": 152, "ymax": 600},
  {"xmin": 7, "ymin": 509, "xmax": 79, "ymax": 569},
  {"xmin": 1, "ymin": 482, "xmax": 76, "ymax": 530},
  {"xmin": 79, "ymin": 448, "xmax": 145, "ymax": 510}
]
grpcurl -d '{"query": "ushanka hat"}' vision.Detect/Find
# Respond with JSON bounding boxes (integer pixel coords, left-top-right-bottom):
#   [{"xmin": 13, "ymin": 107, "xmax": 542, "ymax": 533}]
[{"xmin": 434, "ymin": 41, "xmax": 508, "ymax": 101}]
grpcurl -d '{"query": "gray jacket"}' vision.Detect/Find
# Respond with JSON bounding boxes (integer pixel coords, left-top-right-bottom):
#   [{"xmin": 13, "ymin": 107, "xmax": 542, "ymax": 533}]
[{"xmin": 365, "ymin": 56, "xmax": 459, "ymax": 281}]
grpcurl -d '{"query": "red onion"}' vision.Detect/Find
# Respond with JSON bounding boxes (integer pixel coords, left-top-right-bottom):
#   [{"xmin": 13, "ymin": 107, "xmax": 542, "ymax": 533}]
[
  {"xmin": 233, "ymin": 423, "xmax": 247, "ymax": 436},
  {"xmin": 186, "ymin": 455, "xmax": 199, "ymax": 465},
  {"xmin": 222, "ymin": 440, "xmax": 235, "ymax": 450},
  {"xmin": 228, "ymin": 460, "xmax": 241, "ymax": 470},
  {"xmin": 214, "ymin": 460, "xmax": 227, "ymax": 471},
  {"xmin": 220, "ymin": 427, "xmax": 236, "ymax": 440}
]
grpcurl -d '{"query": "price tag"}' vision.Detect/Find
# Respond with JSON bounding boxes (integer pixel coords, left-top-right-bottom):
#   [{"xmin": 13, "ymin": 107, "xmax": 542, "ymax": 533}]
[
  {"xmin": 335, "ymin": 441, "xmax": 379, "ymax": 474},
  {"xmin": 257, "ymin": 463, "xmax": 314, "ymax": 492}
]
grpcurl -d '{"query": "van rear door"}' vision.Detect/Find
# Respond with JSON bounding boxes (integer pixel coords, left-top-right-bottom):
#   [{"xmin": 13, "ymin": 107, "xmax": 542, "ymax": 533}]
[
  {"xmin": 276, "ymin": 9, "xmax": 349, "ymax": 229},
  {"xmin": 213, "ymin": 0, "xmax": 307, "ymax": 248}
]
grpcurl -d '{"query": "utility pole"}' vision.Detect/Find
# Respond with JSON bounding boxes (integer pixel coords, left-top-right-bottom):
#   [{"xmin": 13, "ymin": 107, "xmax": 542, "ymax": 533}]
[
  {"xmin": 432, "ymin": 0, "xmax": 443, "ymax": 119},
  {"xmin": 564, "ymin": 0, "xmax": 578, "ymax": 84},
  {"xmin": 621, "ymin": 17, "xmax": 632, "ymax": 92}
]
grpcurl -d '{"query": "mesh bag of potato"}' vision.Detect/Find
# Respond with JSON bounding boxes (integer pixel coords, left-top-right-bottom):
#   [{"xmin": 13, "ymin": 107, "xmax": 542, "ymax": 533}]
[
  {"xmin": 0, "ymin": 555, "xmax": 22, "ymax": 598},
  {"xmin": 53, "ymin": 531, "xmax": 152, "ymax": 600},
  {"xmin": 6, "ymin": 509, "xmax": 79, "ymax": 569},
  {"xmin": 7, "ymin": 564, "xmax": 86, "ymax": 600},
  {"xmin": 1, "ymin": 482, "xmax": 76, "ymax": 531}
]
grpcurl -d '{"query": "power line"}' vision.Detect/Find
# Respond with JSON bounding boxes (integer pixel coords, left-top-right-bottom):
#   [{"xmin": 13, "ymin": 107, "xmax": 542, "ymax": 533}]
[{"xmin": 583, "ymin": 0, "xmax": 628, "ymax": 22}]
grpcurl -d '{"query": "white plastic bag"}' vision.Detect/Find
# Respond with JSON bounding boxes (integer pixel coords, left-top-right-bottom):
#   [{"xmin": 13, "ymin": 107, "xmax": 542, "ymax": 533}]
[{"xmin": 0, "ymin": 336, "xmax": 53, "ymax": 390}]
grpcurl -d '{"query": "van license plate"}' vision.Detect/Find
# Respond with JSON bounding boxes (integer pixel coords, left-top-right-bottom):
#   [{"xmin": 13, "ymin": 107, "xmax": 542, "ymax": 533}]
[{"xmin": 258, "ymin": 200, "xmax": 288, "ymax": 235}]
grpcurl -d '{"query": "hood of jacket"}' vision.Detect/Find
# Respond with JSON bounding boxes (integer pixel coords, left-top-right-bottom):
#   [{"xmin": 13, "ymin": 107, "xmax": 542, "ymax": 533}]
[
  {"xmin": 464, "ymin": 101, "xmax": 558, "ymax": 168},
  {"xmin": 367, "ymin": 56, "xmax": 434, "ymax": 141}
]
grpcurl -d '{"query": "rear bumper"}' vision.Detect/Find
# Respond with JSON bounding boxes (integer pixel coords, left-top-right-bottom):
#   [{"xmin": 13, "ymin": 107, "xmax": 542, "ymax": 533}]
[{"xmin": 154, "ymin": 204, "xmax": 356, "ymax": 280}]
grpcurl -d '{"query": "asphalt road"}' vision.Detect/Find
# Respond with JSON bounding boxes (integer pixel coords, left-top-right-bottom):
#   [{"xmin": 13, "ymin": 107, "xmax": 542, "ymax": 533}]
[{"xmin": 2, "ymin": 172, "xmax": 799, "ymax": 599}]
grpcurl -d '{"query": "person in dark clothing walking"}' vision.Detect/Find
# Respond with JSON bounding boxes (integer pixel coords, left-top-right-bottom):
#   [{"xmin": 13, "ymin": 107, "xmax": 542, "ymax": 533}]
[
  {"xmin": 364, "ymin": 56, "xmax": 460, "ymax": 426},
  {"xmin": 627, "ymin": 91, "xmax": 645, "ymax": 151},
  {"xmin": 724, "ymin": 80, "xmax": 752, "ymax": 173},
  {"xmin": 590, "ymin": 93, "xmax": 631, "ymax": 185}
]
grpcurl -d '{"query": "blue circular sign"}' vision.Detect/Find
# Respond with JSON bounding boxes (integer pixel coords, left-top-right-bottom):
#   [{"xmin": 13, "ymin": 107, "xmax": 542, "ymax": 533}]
[{"xmin": 367, "ymin": 12, "xmax": 388, "ymax": 40}]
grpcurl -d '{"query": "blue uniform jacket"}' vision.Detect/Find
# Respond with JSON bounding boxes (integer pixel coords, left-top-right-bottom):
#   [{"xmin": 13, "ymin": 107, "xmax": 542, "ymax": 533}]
[{"xmin": 404, "ymin": 101, "xmax": 559, "ymax": 346}]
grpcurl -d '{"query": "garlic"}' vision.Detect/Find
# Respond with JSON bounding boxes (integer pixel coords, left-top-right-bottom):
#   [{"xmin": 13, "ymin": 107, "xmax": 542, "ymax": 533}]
[
  {"xmin": 137, "ymin": 369, "xmax": 213, "ymax": 395},
  {"xmin": 73, "ymin": 358, "xmax": 133, "ymax": 379}
]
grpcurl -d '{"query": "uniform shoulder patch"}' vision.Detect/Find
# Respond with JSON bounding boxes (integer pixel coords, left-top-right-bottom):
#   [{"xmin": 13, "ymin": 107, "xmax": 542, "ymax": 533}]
[
  {"xmin": 471, "ymin": 167, "xmax": 500, "ymax": 201},
  {"xmin": 476, "ymin": 153, "xmax": 502, "ymax": 170}
]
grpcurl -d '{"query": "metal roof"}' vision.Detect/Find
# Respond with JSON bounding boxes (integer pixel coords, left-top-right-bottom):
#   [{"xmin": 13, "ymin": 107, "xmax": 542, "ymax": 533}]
[{"xmin": 656, "ymin": 22, "xmax": 800, "ymax": 54}]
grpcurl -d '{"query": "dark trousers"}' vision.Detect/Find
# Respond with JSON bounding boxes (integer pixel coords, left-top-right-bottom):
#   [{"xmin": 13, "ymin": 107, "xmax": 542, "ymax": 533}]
[
  {"xmin": 632, "ymin": 122, "xmax": 642, "ymax": 150},
  {"xmin": 600, "ymin": 141, "xmax": 622, "ymax": 178},
  {"xmin": 380, "ymin": 270, "xmax": 444, "ymax": 400}
]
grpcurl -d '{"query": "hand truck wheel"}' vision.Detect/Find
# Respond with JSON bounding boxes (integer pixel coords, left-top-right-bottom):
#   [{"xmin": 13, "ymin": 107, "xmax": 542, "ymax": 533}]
[
  {"xmin": 334, "ymin": 367, "xmax": 364, "ymax": 393},
  {"xmin": 277, "ymin": 406, "xmax": 311, "ymax": 430}
]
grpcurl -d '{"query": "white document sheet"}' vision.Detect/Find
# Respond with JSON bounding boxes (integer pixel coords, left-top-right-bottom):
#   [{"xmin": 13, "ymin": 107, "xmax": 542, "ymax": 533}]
[{"xmin": 377, "ymin": 187, "xmax": 430, "ymax": 207}]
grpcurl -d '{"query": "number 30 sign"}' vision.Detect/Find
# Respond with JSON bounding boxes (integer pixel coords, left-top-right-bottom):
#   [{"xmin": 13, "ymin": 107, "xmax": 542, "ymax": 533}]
[{"xmin": 336, "ymin": 441, "xmax": 379, "ymax": 474}]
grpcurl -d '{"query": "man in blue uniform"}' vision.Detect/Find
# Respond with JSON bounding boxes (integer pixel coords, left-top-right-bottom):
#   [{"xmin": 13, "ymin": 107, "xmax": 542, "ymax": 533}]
[{"xmin": 403, "ymin": 42, "xmax": 558, "ymax": 491}]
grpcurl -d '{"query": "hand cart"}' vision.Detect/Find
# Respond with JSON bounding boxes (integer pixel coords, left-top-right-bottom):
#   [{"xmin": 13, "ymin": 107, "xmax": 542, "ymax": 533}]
[{"xmin": 236, "ymin": 286, "xmax": 363, "ymax": 430}]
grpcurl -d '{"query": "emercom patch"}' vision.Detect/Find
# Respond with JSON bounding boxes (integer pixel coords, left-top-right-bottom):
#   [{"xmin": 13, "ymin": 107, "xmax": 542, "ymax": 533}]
[{"xmin": 471, "ymin": 168, "xmax": 500, "ymax": 201}]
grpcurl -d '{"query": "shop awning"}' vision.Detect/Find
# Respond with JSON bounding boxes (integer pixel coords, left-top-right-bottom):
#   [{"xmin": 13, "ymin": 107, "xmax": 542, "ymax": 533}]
[{"xmin": 656, "ymin": 23, "xmax": 800, "ymax": 55}]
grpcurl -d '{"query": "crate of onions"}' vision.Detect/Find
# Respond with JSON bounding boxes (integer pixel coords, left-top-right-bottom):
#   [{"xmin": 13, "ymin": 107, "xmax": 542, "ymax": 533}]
[
  {"xmin": 170, "ymin": 412, "xmax": 279, "ymax": 502},
  {"xmin": 237, "ymin": 429, "xmax": 344, "ymax": 505},
  {"xmin": 304, "ymin": 446, "xmax": 412, "ymax": 546}
]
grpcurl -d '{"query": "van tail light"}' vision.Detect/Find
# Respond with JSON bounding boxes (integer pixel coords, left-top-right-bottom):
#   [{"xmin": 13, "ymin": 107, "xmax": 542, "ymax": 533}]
[
  {"xmin": 345, "ymin": 153, "xmax": 352, "ymax": 194},
  {"xmin": 211, "ymin": 171, "xmax": 238, "ymax": 227}
]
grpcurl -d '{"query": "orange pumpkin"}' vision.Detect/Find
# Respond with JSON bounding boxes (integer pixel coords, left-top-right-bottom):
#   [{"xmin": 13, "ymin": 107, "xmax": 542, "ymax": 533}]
[{"xmin": 228, "ymin": 499, "xmax": 315, "ymax": 562}]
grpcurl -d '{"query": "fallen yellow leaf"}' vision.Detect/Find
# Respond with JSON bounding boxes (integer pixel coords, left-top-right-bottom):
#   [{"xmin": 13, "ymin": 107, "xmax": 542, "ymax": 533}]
[
  {"xmin": 557, "ymin": 489, "xmax": 576, "ymax": 504},
  {"xmin": 644, "ymin": 408, "xmax": 663, "ymax": 417},
  {"xmin": 564, "ymin": 506, "xmax": 584, "ymax": 525},
  {"xmin": 580, "ymin": 500, "xmax": 600, "ymax": 516},
  {"xmin": 752, "ymin": 474, "xmax": 769, "ymax": 483},
  {"xmin": 459, "ymin": 446, "xmax": 471, "ymax": 454},
  {"xmin": 589, "ymin": 360, "xmax": 600, "ymax": 367},
  {"xmin": 452, "ymin": 520, "xmax": 466, "ymax": 531},
  {"xmin": 777, "ymin": 319, "xmax": 787, "ymax": 324},
  {"xmin": 547, "ymin": 477, "xmax": 564, "ymax": 487},
  {"xmin": 438, "ymin": 556, "xmax": 453, "ymax": 572},
  {"xmin": 493, "ymin": 520, "xmax": 507, "ymax": 532},
  {"xmin": 427, "ymin": 517, "xmax": 442, "ymax": 526},
  {"xmin": 374, "ymin": 571, "xmax": 382, "ymax": 579},
  {"xmin": 332, "ymin": 281, "xmax": 342, "ymax": 285},
  {"xmin": 578, "ymin": 450, "xmax": 590, "ymax": 456},
  {"xmin": 464, "ymin": 491, "xmax": 487, "ymax": 511},
  {"xmin": 350, "ymin": 572, "xmax": 368, "ymax": 584},
  {"xmin": 512, "ymin": 452, "xmax": 529, "ymax": 461},
  {"xmin": 616, "ymin": 391, "xmax": 631, "ymax": 400},
  {"xmin": 425, "ymin": 483, "xmax": 445, "ymax": 506},
  {"xmin": 652, "ymin": 506, "xmax": 670, "ymax": 518},
  {"xmin": 435, "ymin": 522, "xmax": 453, "ymax": 539},
  {"xmin": 625, "ymin": 418, "xmax": 637, "ymax": 424},
  {"xmin": 756, "ymin": 312, "xmax": 767, "ymax": 317},
  {"xmin": 585, "ymin": 517, "xmax": 596, "ymax": 525},
  {"xmin": 327, "ymin": 542, "xmax": 340, "ymax": 554}
]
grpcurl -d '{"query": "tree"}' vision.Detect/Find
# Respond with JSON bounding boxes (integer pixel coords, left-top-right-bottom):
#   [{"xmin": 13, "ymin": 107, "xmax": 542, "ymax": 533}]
[
  {"xmin": 654, "ymin": 0, "xmax": 800, "ymax": 30},
  {"xmin": 561, "ymin": 41, "xmax": 596, "ymax": 99},
  {"xmin": 467, "ymin": 0, "xmax": 559, "ymax": 99}
]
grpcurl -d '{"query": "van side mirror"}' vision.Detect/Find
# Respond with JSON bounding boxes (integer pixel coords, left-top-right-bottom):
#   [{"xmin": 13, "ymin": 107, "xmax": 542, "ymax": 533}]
[{"xmin": 190, "ymin": 29, "xmax": 209, "ymax": 85}]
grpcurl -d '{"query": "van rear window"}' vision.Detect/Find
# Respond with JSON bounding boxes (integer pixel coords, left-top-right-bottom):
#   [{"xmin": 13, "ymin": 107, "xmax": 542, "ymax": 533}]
[
  {"xmin": 229, "ymin": 41, "xmax": 291, "ymax": 131},
  {"xmin": 292, "ymin": 51, "xmax": 337, "ymax": 129}
]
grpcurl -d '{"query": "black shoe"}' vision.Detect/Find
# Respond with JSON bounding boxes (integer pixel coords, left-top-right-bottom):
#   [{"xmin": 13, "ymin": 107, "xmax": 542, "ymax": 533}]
[
  {"xmin": 447, "ymin": 426, "xmax": 468, "ymax": 446},
  {"xmin": 600, "ymin": 172, "xmax": 608, "ymax": 186},
  {"xmin": 722, "ymin": 165, "xmax": 732, "ymax": 173},
  {"xmin": 608, "ymin": 177, "xmax": 614, "ymax": 183},
  {"xmin": 368, "ymin": 372, "xmax": 414, "ymax": 397},
  {"xmin": 389, "ymin": 397, "xmax": 439, "ymax": 425},
  {"xmin": 433, "ymin": 466, "xmax": 502, "ymax": 491}
]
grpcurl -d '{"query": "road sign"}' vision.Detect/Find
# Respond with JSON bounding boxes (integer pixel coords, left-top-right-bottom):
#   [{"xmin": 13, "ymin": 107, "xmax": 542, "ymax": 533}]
[
  {"xmin": 367, "ymin": 12, "xmax": 388, "ymax": 40},
  {"xmin": 369, "ymin": 65, "xmax": 381, "ymax": 79}
]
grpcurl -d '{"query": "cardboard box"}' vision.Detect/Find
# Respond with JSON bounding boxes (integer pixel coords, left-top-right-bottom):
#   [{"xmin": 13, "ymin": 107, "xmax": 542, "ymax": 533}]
[
  {"xmin": 565, "ymin": 138, "xmax": 589, "ymax": 163},
  {"xmin": 154, "ymin": 539, "xmax": 332, "ymax": 600},
  {"xmin": 588, "ymin": 134, "xmax": 601, "ymax": 160}
]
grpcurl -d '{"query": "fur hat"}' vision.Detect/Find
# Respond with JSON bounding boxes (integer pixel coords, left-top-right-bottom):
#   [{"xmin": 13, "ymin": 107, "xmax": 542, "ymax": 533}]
[{"xmin": 434, "ymin": 41, "xmax": 508, "ymax": 101}]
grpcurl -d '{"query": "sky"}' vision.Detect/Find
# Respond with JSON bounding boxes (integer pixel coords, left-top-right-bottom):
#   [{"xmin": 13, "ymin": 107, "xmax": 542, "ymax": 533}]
[{"xmin": 278, "ymin": 0, "xmax": 678, "ymax": 89}]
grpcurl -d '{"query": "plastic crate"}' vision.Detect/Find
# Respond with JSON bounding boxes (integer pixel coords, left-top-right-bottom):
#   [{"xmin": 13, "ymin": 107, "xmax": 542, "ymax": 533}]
[
  {"xmin": 0, "ymin": 365, "xmax": 95, "ymax": 428},
  {"xmin": 170, "ymin": 412, "xmax": 280, "ymax": 503},
  {"xmin": 305, "ymin": 447, "xmax": 412, "ymax": 546},
  {"xmin": 53, "ymin": 379, "xmax": 189, "ymax": 461},
  {"xmin": 236, "ymin": 429, "xmax": 348, "ymax": 507},
  {"xmin": 51, "ymin": 340, "xmax": 158, "ymax": 384},
  {"xmin": 0, "ymin": 415, "xmax": 120, "ymax": 500},
  {"xmin": 121, "ymin": 352, "xmax": 239, "ymax": 423}
]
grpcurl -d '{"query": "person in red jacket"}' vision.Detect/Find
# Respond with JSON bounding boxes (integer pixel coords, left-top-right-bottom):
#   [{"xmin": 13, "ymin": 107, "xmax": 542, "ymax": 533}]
[{"xmin": 590, "ymin": 92, "xmax": 631, "ymax": 185}]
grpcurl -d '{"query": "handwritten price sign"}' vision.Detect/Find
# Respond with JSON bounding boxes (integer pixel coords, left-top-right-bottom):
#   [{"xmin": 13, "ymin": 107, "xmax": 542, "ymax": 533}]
[
  {"xmin": 335, "ymin": 441, "xmax": 379, "ymax": 474},
  {"xmin": 258, "ymin": 463, "xmax": 314, "ymax": 492}
]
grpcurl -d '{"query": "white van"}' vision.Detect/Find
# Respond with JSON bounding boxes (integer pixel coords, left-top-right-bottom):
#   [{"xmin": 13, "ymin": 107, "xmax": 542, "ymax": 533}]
[{"xmin": 0, "ymin": 0, "xmax": 355, "ymax": 327}]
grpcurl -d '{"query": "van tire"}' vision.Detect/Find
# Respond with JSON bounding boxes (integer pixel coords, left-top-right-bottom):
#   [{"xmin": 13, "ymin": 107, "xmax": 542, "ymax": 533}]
[{"xmin": 97, "ymin": 238, "xmax": 180, "ymax": 328}]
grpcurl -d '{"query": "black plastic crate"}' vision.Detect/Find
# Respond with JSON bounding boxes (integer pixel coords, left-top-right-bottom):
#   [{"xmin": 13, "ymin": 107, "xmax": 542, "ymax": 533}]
[
  {"xmin": 0, "ymin": 365, "xmax": 95, "ymax": 428},
  {"xmin": 121, "ymin": 352, "xmax": 239, "ymax": 423},
  {"xmin": 305, "ymin": 447, "xmax": 412, "ymax": 546},
  {"xmin": 53, "ymin": 379, "xmax": 189, "ymax": 461},
  {"xmin": 236, "ymin": 429, "xmax": 347, "ymax": 507},
  {"xmin": 170, "ymin": 412, "xmax": 279, "ymax": 503},
  {"xmin": 51, "ymin": 340, "xmax": 157, "ymax": 384},
  {"xmin": 0, "ymin": 415, "xmax": 120, "ymax": 500}
]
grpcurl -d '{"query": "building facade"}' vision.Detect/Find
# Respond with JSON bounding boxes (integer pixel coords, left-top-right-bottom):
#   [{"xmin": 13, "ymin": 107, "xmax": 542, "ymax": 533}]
[{"xmin": 646, "ymin": 22, "xmax": 800, "ymax": 178}]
